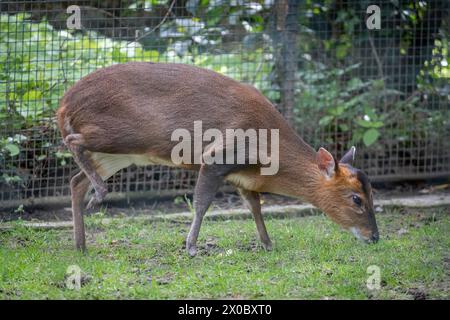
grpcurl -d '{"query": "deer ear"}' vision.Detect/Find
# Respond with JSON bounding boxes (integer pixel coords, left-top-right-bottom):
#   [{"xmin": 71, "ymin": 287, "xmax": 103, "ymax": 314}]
[
  {"xmin": 340, "ymin": 146, "xmax": 356, "ymax": 165},
  {"xmin": 316, "ymin": 147, "xmax": 336, "ymax": 179}
]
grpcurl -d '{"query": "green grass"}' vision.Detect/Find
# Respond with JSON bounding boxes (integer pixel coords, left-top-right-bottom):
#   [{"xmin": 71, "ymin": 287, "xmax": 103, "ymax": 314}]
[{"xmin": 0, "ymin": 207, "xmax": 449, "ymax": 299}]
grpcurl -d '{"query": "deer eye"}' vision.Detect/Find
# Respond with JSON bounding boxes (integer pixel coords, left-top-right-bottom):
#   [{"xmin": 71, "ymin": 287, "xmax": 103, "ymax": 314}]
[{"xmin": 352, "ymin": 195, "xmax": 362, "ymax": 207}]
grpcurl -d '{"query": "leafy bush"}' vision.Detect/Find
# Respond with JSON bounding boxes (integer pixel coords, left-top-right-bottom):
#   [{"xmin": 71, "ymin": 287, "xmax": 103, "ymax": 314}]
[
  {"xmin": 0, "ymin": 1, "xmax": 449, "ymax": 191},
  {"xmin": 0, "ymin": 13, "xmax": 274, "ymax": 185},
  {"xmin": 292, "ymin": 1, "xmax": 449, "ymax": 155}
]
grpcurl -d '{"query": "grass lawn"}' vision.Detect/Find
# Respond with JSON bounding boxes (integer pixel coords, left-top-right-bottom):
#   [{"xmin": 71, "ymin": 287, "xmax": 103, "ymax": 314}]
[{"xmin": 0, "ymin": 206, "xmax": 449, "ymax": 299}]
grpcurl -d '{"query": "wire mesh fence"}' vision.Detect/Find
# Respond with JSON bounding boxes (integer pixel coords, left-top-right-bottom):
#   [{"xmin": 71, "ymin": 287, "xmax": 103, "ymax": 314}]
[{"xmin": 0, "ymin": 0, "xmax": 449, "ymax": 207}]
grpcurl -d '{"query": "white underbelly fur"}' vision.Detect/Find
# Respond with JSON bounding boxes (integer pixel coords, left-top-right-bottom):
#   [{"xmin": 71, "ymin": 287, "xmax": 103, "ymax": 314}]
[
  {"xmin": 89, "ymin": 152, "xmax": 262, "ymax": 191},
  {"xmin": 90, "ymin": 152, "xmax": 173, "ymax": 181},
  {"xmin": 225, "ymin": 173, "xmax": 260, "ymax": 190}
]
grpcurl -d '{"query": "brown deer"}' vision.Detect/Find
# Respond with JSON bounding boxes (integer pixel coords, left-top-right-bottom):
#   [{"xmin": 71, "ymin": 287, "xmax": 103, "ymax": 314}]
[{"xmin": 57, "ymin": 62, "xmax": 379, "ymax": 256}]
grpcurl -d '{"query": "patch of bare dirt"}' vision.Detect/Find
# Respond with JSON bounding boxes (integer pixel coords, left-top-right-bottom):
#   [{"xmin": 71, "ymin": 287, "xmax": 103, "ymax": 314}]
[
  {"xmin": 235, "ymin": 239, "xmax": 262, "ymax": 252},
  {"xmin": 406, "ymin": 287, "xmax": 428, "ymax": 300},
  {"xmin": 380, "ymin": 207, "xmax": 448, "ymax": 238}
]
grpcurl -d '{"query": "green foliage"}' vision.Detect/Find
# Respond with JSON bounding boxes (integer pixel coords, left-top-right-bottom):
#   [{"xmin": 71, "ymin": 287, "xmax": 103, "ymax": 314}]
[
  {"xmin": 0, "ymin": 12, "xmax": 273, "ymax": 185},
  {"xmin": 0, "ymin": 12, "xmax": 273, "ymax": 127},
  {"xmin": 1, "ymin": 1, "xmax": 448, "ymax": 185},
  {"xmin": 2, "ymin": 141, "xmax": 20, "ymax": 157},
  {"xmin": 294, "ymin": 57, "xmax": 447, "ymax": 149},
  {"xmin": 294, "ymin": 62, "xmax": 387, "ymax": 147},
  {"xmin": 293, "ymin": 1, "xmax": 449, "ymax": 151},
  {"xmin": 417, "ymin": 30, "xmax": 450, "ymax": 95},
  {"xmin": 0, "ymin": 134, "xmax": 27, "ymax": 184},
  {"xmin": 363, "ymin": 128, "xmax": 380, "ymax": 147}
]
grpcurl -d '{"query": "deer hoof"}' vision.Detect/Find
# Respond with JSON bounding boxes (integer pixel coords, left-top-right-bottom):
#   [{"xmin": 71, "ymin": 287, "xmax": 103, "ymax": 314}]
[
  {"xmin": 262, "ymin": 241, "xmax": 273, "ymax": 251},
  {"xmin": 187, "ymin": 245, "xmax": 198, "ymax": 257}
]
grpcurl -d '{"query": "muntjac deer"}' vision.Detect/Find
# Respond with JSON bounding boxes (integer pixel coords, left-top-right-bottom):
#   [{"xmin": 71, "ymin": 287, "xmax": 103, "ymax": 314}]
[{"xmin": 57, "ymin": 62, "xmax": 379, "ymax": 256}]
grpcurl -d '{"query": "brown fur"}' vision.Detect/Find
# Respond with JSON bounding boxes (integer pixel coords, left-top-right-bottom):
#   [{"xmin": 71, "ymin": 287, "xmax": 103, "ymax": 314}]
[{"xmin": 57, "ymin": 62, "xmax": 378, "ymax": 253}]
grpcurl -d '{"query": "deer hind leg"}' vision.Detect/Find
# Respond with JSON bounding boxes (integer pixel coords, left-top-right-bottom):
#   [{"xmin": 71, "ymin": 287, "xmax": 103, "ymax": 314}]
[
  {"xmin": 65, "ymin": 134, "xmax": 108, "ymax": 205},
  {"xmin": 69, "ymin": 153, "xmax": 131, "ymax": 252},
  {"xmin": 70, "ymin": 171, "xmax": 90, "ymax": 251},
  {"xmin": 237, "ymin": 188, "xmax": 272, "ymax": 251},
  {"xmin": 85, "ymin": 151, "xmax": 134, "ymax": 209}
]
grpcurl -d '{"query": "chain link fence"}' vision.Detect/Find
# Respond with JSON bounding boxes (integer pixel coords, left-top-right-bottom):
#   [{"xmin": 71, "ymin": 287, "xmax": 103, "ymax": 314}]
[{"xmin": 1, "ymin": 0, "xmax": 449, "ymax": 208}]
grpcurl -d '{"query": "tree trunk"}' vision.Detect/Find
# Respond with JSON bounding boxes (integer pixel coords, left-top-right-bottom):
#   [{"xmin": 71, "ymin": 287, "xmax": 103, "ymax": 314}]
[{"xmin": 272, "ymin": 0, "xmax": 300, "ymax": 127}]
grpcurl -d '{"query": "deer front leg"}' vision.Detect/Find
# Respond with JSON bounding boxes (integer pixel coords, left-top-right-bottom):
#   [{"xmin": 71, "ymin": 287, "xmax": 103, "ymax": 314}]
[
  {"xmin": 186, "ymin": 164, "xmax": 228, "ymax": 257},
  {"xmin": 70, "ymin": 171, "xmax": 91, "ymax": 251},
  {"xmin": 238, "ymin": 188, "xmax": 273, "ymax": 251}
]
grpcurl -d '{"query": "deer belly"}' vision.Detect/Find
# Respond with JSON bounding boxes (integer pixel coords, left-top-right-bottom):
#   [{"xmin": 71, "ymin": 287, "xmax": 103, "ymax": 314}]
[
  {"xmin": 89, "ymin": 152, "xmax": 174, "ymax": 181},
  {"xmin": 225, "ymin": 172, "xmax": 263, "ymax": 191}
]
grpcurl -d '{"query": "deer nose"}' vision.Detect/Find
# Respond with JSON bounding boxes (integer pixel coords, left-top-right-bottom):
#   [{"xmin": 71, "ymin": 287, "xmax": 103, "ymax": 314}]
[{"xmin": 371, "ymin": 231, "xmax": 379, "ymax": 243}]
